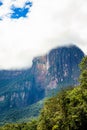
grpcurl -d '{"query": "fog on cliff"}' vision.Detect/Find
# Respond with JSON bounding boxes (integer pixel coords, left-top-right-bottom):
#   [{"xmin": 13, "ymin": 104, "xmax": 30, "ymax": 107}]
[{"xmin": 0, "ymin": 0, "xmax": 87, "ymax": 69}]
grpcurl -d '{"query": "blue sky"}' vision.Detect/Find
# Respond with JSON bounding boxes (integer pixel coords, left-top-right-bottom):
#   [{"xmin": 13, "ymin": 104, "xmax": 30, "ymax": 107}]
[
  {"xmin": 0, "ymin": 0, "xmax": 32, "ymax": 19},
  {"xmin": 0, "ymin": 1, "xmax": 3, "ymax": 6},
  {"xmin": 10, "ymin": 1, "xmax": 32, "ymax": 19},
  {"xmin": 0, "ymin": 0, "xmax": 87, "ymax": 69}
]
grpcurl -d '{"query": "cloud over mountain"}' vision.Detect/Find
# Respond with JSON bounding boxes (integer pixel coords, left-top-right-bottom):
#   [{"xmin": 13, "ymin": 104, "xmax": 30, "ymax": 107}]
[{"xmin": 0, "ymin": 0, "xmax": 87, "ymax": 69}]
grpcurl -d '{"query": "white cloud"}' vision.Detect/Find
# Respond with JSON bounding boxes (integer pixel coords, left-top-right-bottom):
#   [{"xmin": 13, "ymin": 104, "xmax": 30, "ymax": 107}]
[{"xmin": 0, "ymin": 0, "xmax": 87, "ymax": 69}]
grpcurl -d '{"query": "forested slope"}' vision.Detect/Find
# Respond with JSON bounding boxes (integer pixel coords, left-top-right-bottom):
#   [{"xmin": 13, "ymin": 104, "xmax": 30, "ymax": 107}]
[{"xmin": 0, "ymin": 56, "xmax": 87, "ymax": 130}]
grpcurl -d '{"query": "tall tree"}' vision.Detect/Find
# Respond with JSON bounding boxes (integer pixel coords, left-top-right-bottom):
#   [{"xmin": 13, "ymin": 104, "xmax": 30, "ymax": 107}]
[{"xmin": 79, "ymin": 56, "xmax": 87, "ymax": 88}]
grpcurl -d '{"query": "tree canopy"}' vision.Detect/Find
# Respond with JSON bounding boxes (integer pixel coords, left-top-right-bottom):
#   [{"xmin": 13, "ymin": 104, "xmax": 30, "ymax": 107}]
[
  {"xmin": 37, "ymin": 56, "xmax": 87, "ymax": 130},
  {"xmin": 79, "ymin": 56, "xmax": 87, "ymax": 88},
  {"xmin": 0, "ymin": 56, "xmax": 87, "ymax": 130}
]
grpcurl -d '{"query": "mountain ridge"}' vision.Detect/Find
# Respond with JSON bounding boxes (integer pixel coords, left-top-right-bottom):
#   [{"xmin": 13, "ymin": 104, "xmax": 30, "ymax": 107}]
[{"xmin": 0, "ymin": 44, "xmax": 85, "ymax": 124}]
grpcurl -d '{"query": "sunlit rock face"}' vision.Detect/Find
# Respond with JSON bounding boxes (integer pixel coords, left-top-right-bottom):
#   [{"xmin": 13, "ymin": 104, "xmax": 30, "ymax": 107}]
[
  {"xmin": 0, "ymin": 45, "xmax": 84, "ymax": 110},
  {"xmin": 47, "ymin": 45, "xmax": 84, "ymax": 88}
]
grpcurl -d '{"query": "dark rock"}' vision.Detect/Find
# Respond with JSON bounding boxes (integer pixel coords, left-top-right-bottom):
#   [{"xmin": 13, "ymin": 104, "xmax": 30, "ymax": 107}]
[{"xmin": 0, "ymin": 45, "xmax": 84, "ymax": 110}]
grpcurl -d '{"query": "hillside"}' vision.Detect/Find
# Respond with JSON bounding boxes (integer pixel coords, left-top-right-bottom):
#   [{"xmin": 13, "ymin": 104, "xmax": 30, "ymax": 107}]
[
  {"xmin": 0, "ymin": 56, "xmax": 87, "ymax": 130},
  {"xmin": 0, "ymin": 45, "xmax": 84, "ymax": 124}
]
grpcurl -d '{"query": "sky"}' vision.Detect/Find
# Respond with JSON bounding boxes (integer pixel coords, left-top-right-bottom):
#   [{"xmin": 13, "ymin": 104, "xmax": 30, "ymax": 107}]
[{"xmin": 0, "ymin": 0, "xmax": 87, "ymax": 69}]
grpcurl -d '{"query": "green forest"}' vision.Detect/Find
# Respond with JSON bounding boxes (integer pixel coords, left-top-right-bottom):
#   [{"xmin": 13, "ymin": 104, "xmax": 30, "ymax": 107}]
[{"xmin": 0, "ymin": 56, "xmax": 87, "ymax": 130}]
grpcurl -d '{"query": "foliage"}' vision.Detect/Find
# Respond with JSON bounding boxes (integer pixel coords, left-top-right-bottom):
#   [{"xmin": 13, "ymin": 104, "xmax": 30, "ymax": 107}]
[
  {"xmin": 79, "ymin": 56, "xmax": 87, "ymax": 88},
  {"xmin": 37, "ymin": 85, "xmax": 87, "ymax": 130},
  {"xmin": 0, "ymin": 100, "xmax": 43, "ymax": 126},
  {"xmin": 0, "ymin": 56, "xmax": 87, "ymax": 130},
  {"xmin": 37, "ymin": 56, "xmax": 87, "ymax": 130},
  {"xmin": 0, "ymin": 120, "xmax": 37, "ymax": 130}
]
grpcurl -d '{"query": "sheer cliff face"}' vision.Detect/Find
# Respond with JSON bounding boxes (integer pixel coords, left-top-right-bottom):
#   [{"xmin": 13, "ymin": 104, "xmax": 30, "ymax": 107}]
[
  {"xmin": 0, "ymin": 45, "xmax": 84, "ymax": 110},
  {"xmin": 31, "ymin": 45, "xmax": 84, "ymax": 90},
  {"xmin": 31, "ymin": 56, "xmax": 47, "ymax": 86},
  {"xmin": 47, "ymin": 45, "xmax": 84, "ymax": 88}
]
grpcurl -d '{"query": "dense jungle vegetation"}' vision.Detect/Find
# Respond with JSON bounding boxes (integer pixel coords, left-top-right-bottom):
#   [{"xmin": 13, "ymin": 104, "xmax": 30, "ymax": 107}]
[{"xmin": 0, "ymin": 56, "xmax": 87, "ymax": 130}]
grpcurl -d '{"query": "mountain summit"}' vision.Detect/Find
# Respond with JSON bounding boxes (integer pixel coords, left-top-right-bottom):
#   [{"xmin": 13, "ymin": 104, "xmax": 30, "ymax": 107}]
[{"xmin": 0, "ymin": 44, "xmax": 84, "ymax": 123}]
